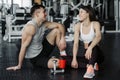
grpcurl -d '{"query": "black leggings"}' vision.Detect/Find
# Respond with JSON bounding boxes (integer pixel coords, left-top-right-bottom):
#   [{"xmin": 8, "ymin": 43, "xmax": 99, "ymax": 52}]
[
  {"xmin": 78, "ymin": 41, "xmax": 104, "ymax": 66},
  {"xmin": 61, "ymin": 46, "xmax": 104, "ymax": 68}
]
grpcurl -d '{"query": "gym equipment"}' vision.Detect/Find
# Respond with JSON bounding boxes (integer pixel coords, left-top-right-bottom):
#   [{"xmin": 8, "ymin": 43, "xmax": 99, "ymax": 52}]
[{"xmin": 50, "ymin": 56, "xmax": 66, "ymax": 75}]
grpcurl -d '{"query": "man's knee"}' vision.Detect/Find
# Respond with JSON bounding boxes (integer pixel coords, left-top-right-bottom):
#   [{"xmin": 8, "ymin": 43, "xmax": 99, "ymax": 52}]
[
  {"xmin": 47, "ymin": 58, "xmax": 59, "ymax": 69},
  {"xmin": 45, "ymin": 29, "xmax": 60, "ymax": 37},
  {"xmin": 53, "ymin": 28, "xmax": 61, "ymax": 35}
]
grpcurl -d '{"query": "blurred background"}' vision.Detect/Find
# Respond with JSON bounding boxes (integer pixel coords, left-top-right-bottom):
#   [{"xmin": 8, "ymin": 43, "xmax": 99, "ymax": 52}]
[{"xmin": 0, "ymin": 0, "xmax": 119, "ymax": 42}]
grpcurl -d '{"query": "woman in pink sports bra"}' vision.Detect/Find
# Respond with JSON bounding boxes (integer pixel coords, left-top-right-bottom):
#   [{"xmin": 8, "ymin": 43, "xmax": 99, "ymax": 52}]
[{"xmin": 71, "ymin": 5, "xmax": 102, "ymax": 78}]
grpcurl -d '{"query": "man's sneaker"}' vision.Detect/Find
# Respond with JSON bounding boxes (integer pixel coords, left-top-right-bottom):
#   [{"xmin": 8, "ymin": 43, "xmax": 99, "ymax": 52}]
[
  {"xmin": 60, "ymin": 51, "xmax": 67, "ymax": 56},
  {"xmin": 83, "ymin": 72, "xmax": 95, "ymax": 78}
]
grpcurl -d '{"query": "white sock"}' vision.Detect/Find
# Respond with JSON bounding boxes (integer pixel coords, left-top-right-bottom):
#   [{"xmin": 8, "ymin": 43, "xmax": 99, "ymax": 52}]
[{"xmin": 60, "ymin": 50, "xmax": 67, "ymax": 56}]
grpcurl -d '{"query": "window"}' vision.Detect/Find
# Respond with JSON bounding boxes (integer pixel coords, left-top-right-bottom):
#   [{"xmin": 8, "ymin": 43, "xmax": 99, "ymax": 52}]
[{"xmin": 1, "ymin": 0, "xmax": 32, "ymax": 7}]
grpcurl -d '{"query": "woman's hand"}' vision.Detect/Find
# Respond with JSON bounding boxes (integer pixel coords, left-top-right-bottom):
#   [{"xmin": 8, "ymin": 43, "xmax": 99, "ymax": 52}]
[
  {"xmin": 85, "ymin": 47, "xmax": 92, "ymax": 60},
  {"xmin": 6, "ymin": 65, "xmax": 21, "ymax": 71},
  {"xmin": 71, "ymin": 59, "xmax": 78, "ymax": 68}
]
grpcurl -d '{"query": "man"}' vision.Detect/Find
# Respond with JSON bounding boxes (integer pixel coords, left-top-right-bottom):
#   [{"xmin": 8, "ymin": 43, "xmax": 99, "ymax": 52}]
[{"xmin": 6, "ymin": 4, "xmax": 66, "ymax": 70}]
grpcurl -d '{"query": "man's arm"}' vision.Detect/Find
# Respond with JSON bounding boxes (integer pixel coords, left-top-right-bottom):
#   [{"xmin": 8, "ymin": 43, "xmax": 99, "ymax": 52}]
[
  {"xmin": 44, "ymin": 21, "xmax": 66, "ymax": 50},
  {"xmin": 44, "ymin": 21, "xmax": 65, "ymax": 37},
  {"xmin": 6, "ymin": 24, "xmax": 35, "ymax": 71}
]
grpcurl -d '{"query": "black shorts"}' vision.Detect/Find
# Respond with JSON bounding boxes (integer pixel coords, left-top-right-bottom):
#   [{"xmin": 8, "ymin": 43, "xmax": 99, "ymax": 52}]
[{"xmin": 30, "ymin": 38, "xmax": 55, "ymax": 68}]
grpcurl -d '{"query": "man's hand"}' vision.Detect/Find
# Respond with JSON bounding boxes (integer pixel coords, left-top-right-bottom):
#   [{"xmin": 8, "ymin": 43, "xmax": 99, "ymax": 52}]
[{"xmin": 6, "ymin": 65, "xmax": 21, "ymax": 71}]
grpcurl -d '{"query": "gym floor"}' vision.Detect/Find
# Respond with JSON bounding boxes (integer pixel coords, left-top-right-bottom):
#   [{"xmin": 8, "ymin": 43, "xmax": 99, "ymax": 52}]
[{"xmin": 0, "ymin": 33, "xmax": 120, "ymax": 80}]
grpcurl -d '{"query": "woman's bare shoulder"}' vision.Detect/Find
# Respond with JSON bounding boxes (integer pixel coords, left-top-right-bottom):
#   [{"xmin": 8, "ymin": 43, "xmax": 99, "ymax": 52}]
[{"xmin": 92, "ymin": 21, "xmax": 100, "ymax": 25}]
